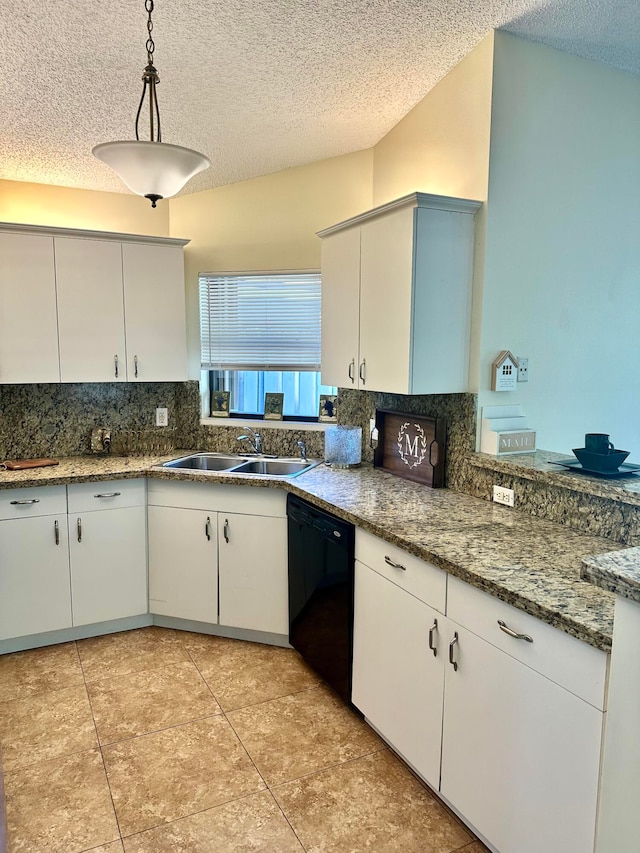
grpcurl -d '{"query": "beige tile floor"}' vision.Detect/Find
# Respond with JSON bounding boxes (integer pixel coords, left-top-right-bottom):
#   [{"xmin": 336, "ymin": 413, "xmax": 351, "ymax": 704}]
[{"xmin": 0, "ymin": 626, "xmax": 488, "ymax": 852}]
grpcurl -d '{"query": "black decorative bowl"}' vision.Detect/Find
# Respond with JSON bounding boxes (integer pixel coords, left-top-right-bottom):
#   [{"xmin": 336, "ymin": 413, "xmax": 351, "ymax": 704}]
[{"xmin": 573, "ymin": 447, "xmax": 630, "ymax": 472}]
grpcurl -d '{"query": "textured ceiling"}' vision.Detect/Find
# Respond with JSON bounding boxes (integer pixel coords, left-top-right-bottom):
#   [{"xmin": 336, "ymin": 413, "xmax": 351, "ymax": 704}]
[{"xmin": 1, "ymin": 0, "xmax": 638, "ymax": 197}]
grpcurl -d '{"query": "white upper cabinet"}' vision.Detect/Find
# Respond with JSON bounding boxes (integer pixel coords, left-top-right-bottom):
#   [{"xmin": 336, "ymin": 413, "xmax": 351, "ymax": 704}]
[
  {"xmin": 56, "ymin": 237, "xmax": 127, "ymax": 383},
  {"xmin": 318, "ymin": 192, "xmax": 481, "ymax": 395},
  {"xmin": 122, "ymin": 243, "xmax": 187, "ymax": 382},
  {"xmin": 0, "ymin": 232, "xmax": 61, "ymax": 383},
  {"xmin": 320, "ymin": 226, "xmax": 361, "ymax": 389},
  {"xmin": 0, "ymin": 223, "xmax": 189, "ymax": 384}
]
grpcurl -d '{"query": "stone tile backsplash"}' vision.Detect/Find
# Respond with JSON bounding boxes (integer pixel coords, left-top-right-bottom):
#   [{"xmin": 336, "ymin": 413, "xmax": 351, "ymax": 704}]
[
  {"xmin": 0, "ymin": 382, "xmax": 191, "ymax": 459},
  {"xmin": 1, "ymin": 379, "xmax": 635, "ymax": 545}
]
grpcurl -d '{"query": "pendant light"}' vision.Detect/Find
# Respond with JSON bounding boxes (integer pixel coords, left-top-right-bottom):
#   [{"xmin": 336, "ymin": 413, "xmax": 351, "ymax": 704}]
[{"xmin": 93, "ymin": 0, "xmax": 210, "ymax": 207}]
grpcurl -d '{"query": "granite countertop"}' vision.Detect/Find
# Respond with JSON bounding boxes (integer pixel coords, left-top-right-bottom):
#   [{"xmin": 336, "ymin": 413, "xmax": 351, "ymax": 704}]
[
  {"xmin": 470, "ymin": 449, "xmax": 640, "ymax": 507},
  {"xmin": 0, "ymin": 454, "xmax": 621, "ymax": 652},
  {"xmin": 581, "ymin": 547, "xmax": 640, "ymax": 603}
]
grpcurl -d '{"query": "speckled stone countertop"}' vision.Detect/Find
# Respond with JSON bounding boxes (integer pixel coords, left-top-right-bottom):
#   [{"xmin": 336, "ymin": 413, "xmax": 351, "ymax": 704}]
[
  {"xmin": 470, "ymin": 449, "xmax": 640, "ymax": 507},
  {"xmin": 0, "ymin": 454, "xmax": 621, "ymax": 651},
  {"xmin": 581, "ymin": 548, "xmax": 640, "ymax": 604}
]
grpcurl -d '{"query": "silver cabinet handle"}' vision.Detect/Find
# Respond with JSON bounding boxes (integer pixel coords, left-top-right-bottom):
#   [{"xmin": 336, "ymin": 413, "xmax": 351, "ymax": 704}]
[
  {"xmin": 205, "ymin": 516, "xmax": 212, "ymax": 541},
  {"xmin": 428, "ymin": 619, "xmax": 438, "ymax": 657},
  {"xmin": 114, "ymin": 354, "xmax": 119, "ymax": 378},
  {"xmin": 10, "ymin": 499, "xmax": 40, "ymax": 505},
  {"xmin": 94, "ymin": 492, "xmax": 121, "ymax": 499},
  {"xmin": 77, "ymin": 517, "xmax": 82, "ymax": 543},
  {"xmin": 359, "ymin": 357, "xmax": 366, "ymax": 384},
  {"xmin": 54, "ymin": 519, "xmax": 60, "ymax": 545},
  {"xmin": 449, "ymin": 632, "xmax": 459, "ymax": 671},
  {"xmin": 223, "ymin": 518, "xmax": 229, "ymax": 543},
  {"xmin": 384, "ymin": 555, "xmax": 406, "ymax": 571},
  {"xmin": 134, "ymin": 355, "xmax": 139, "ymax": 378},
  {"xmin": 348, "ymin": 359, "xmax": 355, "ymax": 383},
  {"xmin": 498, "ymin": 620, "xmax": 534, "ymax": 643}
]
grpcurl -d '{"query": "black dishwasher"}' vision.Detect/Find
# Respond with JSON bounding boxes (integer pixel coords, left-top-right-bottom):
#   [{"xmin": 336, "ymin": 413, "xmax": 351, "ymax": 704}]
[{"xmin": 287, "ymin": 493, "xmax": 355, "ymax": 705}]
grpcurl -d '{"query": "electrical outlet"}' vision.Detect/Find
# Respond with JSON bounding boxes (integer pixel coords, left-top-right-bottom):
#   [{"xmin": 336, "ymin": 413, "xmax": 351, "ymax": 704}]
[
  {"xmin": 493, "ymin": 485, "xmax": 515, "ymax": 507},
  {"xmin": 155, "ymin": 407, "xmax": 168, "ymax": 427},
  {"xmin": 517, "ymin": 357, "xmax": 529, "ymax": 383}
]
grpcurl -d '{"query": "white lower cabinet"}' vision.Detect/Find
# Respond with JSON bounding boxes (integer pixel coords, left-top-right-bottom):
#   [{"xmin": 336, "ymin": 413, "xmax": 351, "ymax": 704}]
[
  {"xmin": 0, "ymin": 480, "xmax": 148, "ymax": 641},
  {"xmin": 67, "ymin": 480, "xmax": 148, "ymax": 626},
  {"xmin": 147, "ymin": 481, "xmax": 288, "ymax": 635},
  {"xmin": 148, "ymin": 506, "xmax": 218, "ymax": 623},
  {"xmin": 352, "ymin": 559, "xmax": 444, "ymax": 788},
  {"xmin": 352, "ymin": 530, "xmax": 607, "ymax": 853},
  {"xmin": 439, "ymin": 615, "xmax": 603, "ymax": 853},
  {"xmin": 218, "ymin": 512, "xmax": 288, "ymax": 635},
  {"xmin": 0, "ymin": 513, "xmax": 72, "ymax": 640}
]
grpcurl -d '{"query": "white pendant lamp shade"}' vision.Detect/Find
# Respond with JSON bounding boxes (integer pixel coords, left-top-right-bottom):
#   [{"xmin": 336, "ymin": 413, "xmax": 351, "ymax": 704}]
[
  {"xmin": 92, "ymin": 140, "xmax": 211, "ymax": 203},
  {"xmin": 92, "ymin": 0, "xmax": 211, "ymax": 207}
]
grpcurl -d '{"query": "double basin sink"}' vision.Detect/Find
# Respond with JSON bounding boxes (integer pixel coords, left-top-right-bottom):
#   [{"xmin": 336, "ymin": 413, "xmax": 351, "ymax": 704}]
[{"xmin": 162, "ymin": 452, "xmax": 319, "ymax": 478}]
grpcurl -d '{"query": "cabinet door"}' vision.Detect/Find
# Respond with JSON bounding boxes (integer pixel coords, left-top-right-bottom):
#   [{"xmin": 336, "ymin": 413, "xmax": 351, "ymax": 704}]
[
  {"xmin": 352, "ymin": 560, "xmax": 444, "ymax": 789},
  {"xmin": 320, "ymin": 228, "xmax": 361, "ymax": 389},
  {"xmin": 218, "ymin": 513, "xmax": 288, "ymax": 635},
  {"xmin": 0, "ymin": 233, "xmax": 60, "ymax": 383},
  {"xmin": 55, "ymin": 237, "xmax": 126, "ymax": 382},
  {"xmin": 0, "ymin": 515, "xmax": 72, "ymax": 640},
  {"xmin": 69, "ymin": 506, "xmax": 147, "ymax": 626},
  {"xmin": 122, "ymin": 243, "xmax": 187, "ymax": 381},
  {"xmin": 358, "ymin": 206, "xmax": 414, "ymax": 393},
  {"xmin": 440, "ymin": 619, "xmax": 602, "ymax": 853},
  {"xmin": 148, "ymin": 506, "xmax": 218, "ymax": 623}
]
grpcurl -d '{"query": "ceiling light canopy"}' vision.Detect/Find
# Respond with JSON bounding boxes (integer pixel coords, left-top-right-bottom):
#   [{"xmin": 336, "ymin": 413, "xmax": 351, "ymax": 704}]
[{"xmin": 92, "ymin": 0, "xmax": 210, "ymax": 207}]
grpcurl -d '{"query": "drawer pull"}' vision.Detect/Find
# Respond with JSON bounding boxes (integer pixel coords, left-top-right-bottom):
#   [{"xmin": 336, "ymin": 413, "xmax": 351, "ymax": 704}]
[
  {"xmin": 134, "ymin": 355, "xmax": 139, "ymax": 378},
  {"xmin": 205, "ymin": 516, "xmax": 212, "ymax": 541},
  {"xmin": 54, "ymin": 519, "xmax": 60, "ymax": 545},
  {"xmin": 348, "ymin": 359, "xmax": 355, "ymax": 383},
  {"xmin": 94, "ymin": 492, "xmax": 121, "ymax": 499},
  {"xmin": 449, "ymin": 632, "xmax": 459, "ymax": 671},
  {"xmin": 114, "ymin": 354, "xmax": 119, "ymax": 378},
  {"xmin": 77, "ymin": 517, "xmax": 82, "ymax": 543},
  {"xmin": 498, "ymin": 620, "xmax": 534, "ymax": 643},
  {"xmin": 223, "ymin": 518, "xmax": 230, "ymax": 543},
  {"xmin": 10, "ymin": 499, "xmax": 40, "ymax": 505},
  {"xmin": 359, "ymin": 358, "xmax": 366, "ymax": 384},
  {"xmin": 428, "ymin": 619, "xmax": 438, "ymax": 657},
  {"xmin": 384, "ymin": 555, "xmax": 406, "ymax": 571}
]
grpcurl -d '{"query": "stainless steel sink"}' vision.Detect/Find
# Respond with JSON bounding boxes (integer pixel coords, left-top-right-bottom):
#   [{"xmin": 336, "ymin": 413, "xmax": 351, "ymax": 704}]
[
  {"xmin": 161, "ymin": 453, "xmax": 319, "ymax": 477},
  {"xmin": 232, "ymin": 458, "xmax": 318, "ymax": 477},
  {"xmin": 162, "ymin": 453, "xmax": 244, "ymax": 471}
]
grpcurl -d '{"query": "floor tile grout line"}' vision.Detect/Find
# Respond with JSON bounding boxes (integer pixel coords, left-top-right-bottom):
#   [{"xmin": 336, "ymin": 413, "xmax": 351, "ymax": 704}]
[
  {"xmin": 97, "ymin": 711, "xmax": 226, "ymax": 749},
  {"xmin": 266, "ymin": 744, "xmax": 391, "ymax": 793},
  {"xmin": 77, "ymin": 639, "xmax": 126, "ymax": 844},
  {"xmin": 268, "ymin": 785, "xmax": 310, "ymax": 852}
]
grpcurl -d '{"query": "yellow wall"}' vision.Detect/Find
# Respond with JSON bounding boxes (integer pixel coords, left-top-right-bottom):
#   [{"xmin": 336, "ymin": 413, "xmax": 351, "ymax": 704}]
[
  {"xmin": 169, "ymin": 149, "xmax": 374, "ymax": 375},
  {"xmin": 372, "ymin": 33, "xmax": 494, "ymax": 205},
  {"xmin": 0, "ymin": 179, "xmax": 170, "ymax": 236}
]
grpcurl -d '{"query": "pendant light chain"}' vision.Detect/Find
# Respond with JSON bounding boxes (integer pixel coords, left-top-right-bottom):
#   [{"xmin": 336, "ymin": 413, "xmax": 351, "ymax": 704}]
[
  {"xmin": 135, "ymin": 0, "xmax": 161, "ymax": 143},
  {"xmin": 145, "ymin": 0, "xmax": 155, "ymax": 64}
]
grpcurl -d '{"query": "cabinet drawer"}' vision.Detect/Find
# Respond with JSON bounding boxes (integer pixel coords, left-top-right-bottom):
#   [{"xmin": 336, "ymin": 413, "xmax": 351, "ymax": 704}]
[
  {"xmin": 355, "ymin": 528, "xmax": 446, "ymax": 613},
  {"xmin": 0, "ymin": 485, "xmax": 67, "ymax": 520},
  {"xmin": 447, "ymin": 576, "xmax": 608, "ymax": 709},
  {"xmin": 147, "ymin": 479, "xmax": 286, "ymax": 517},
  {"xmin": 67, "ymin": 479, "xmax": 146, "ymax": 513}
]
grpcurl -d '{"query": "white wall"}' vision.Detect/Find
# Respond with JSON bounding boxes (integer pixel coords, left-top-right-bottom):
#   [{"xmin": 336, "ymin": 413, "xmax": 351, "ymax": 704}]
[{"xmin": 477, "ymin": 33, "xmax": 640, "ymax": 455}]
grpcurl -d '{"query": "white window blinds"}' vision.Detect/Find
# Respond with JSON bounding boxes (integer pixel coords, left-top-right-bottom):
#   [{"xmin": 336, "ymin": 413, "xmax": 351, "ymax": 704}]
[{"xmin": 199, "ymin": 272, "xmax": 321, "ymax": 371}]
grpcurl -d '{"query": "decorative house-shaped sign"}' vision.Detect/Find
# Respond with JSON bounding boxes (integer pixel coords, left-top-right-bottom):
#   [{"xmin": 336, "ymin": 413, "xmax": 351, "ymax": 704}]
[{"xmin": 491, "ymin": 350, "xmax": 519, "ymax": 392}]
